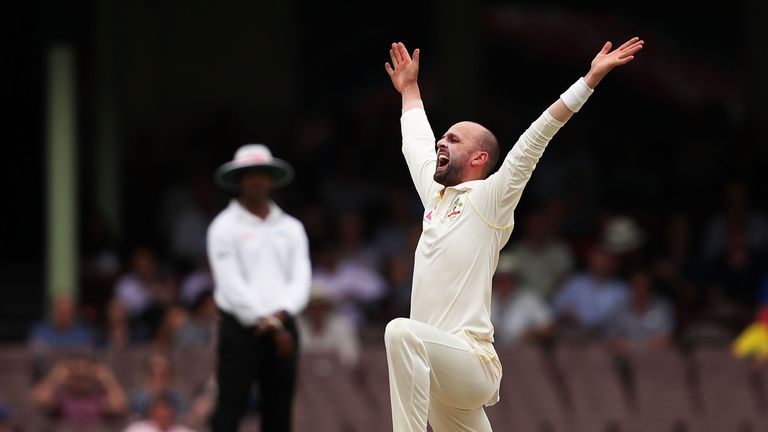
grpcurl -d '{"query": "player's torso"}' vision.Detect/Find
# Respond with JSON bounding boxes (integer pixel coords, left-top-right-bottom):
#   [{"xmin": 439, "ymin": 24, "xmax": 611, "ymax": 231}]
[{"xmin": 410, "ymin": 188, "xmax": 502, "ymax": 335}]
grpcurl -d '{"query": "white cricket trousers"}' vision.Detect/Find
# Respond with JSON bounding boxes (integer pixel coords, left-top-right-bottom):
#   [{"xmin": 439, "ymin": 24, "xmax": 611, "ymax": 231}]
[{"xmin": 384, "ymin": 318, "xmax": 499, "ymax": 432}]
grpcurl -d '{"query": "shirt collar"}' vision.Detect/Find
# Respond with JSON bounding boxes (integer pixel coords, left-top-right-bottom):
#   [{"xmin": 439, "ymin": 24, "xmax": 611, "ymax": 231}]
[
  {"xmin": 437, "ymin": 179, "xmax": 484, "ymax": 197},
  {"xmin": 229, "ymin": 199, "xmax": 283, "ymax": 223}
]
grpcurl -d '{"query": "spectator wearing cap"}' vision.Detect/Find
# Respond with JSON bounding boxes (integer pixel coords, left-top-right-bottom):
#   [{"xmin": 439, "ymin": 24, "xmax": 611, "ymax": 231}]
[
  {"xmin": 600, "ymin": 215, "xmax": 646, "ymax": 276},
  {"xmin": 491, "ymin": 252, "xmax": 554, "ymax": 346},
  {"xmin": 297, "ymin": 282, "xmax": 360, "ymax": 367},
  {"xmin": 207, "ymin": 144, "xmax": 311, "ymax": 432},
  {"xmin": 505, "ymin": 207, "xmax": 574, "ymax": 300}
]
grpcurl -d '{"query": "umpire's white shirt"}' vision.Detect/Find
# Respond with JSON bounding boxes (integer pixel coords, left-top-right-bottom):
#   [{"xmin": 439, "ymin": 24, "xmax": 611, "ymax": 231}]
[
  {"xmin": 401, "ymin": 107, "xmax": 564, "ymax": 403},
  {"xmin": 207, "ymin": 200, "xmax": 311, "ymax": 326}
]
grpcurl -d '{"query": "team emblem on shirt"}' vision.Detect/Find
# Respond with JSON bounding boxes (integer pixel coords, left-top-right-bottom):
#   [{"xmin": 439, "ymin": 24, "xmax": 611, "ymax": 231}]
[{"xmin": 446, "ymin": 196, "xmax": 464, "ymax": 223}]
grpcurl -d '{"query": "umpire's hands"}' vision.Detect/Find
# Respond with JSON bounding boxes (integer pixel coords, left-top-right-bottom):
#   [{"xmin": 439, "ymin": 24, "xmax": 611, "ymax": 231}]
[{"xmin": 273, "ymin": 329, "xmax": 295, "ymax": 358}]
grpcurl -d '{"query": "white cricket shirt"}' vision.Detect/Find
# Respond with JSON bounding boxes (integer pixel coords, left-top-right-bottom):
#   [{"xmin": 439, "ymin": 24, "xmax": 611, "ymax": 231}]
[
  {"xmin": 207, "ymin": 200, "xmax": 312, "ymax": 326},
  {"xmin": 401, "ymin": 107, "xmax": 565, "ymax": 402}
]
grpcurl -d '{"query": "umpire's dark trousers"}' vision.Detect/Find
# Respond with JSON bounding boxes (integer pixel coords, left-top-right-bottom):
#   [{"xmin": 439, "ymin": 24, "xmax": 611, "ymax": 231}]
[{"xmin": 211, "ymin": 310, "xmax": 299, "ymax": 432}]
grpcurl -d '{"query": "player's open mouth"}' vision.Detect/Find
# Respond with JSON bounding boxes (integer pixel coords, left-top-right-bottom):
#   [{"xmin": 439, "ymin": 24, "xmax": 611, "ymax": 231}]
[{"xmin": 437, "ymin": 152, "xmax": 449, "ymax": 171}]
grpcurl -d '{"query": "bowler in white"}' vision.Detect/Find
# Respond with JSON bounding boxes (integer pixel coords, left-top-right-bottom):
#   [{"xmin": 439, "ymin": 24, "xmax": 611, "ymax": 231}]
[{"xmin": 383, "ymin": 38, "xmax": 644, "ymax": 432}]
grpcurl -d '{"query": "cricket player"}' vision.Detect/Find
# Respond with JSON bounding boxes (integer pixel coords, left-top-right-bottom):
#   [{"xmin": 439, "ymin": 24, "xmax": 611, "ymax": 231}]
[{"xmin": 383, "ymin": 38, "xmax": 644, "ymax": 431}]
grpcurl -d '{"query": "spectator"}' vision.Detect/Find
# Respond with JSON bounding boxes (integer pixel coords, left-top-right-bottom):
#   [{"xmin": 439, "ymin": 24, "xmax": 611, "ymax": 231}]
[
  {"xmin": 160, "ymin": 168, "xmax": 217, "ymax": 268},
  {"xmin": 178, "ymin": 259, "xmax": 214, "ymax": 309},
  {"xmin": 552, "ymin": 246, "xmax": 629, "ymax": 338},
  {"xmin": 128, "ymin": 352, "xmax": 187, "ymax": 419},
  {"xmin": 113, "ymin": 247, "xmax": 178, "ymax": 337},
  {"xmin": 151, "ymin": 305, "xmax": 189, "ymax": 353},
  {"xmin": 371, "ymin": 187, "xmax": 422, "ymax": 264},
  {"xmin": 31, "ymin": 354, "xmax": 127, "ymax": 431},
  {"xmin": 28, "ymin": 295, "xmax": 94, "ymax": 362},
  {"xmin": 80, "ymin": 211, "xmax": 121, "ymax": 325},
  {"xmin": 706, "ymin": 223, "xmax": 764, "ymax": 312},
  {"xmin": 732, "ymin": 305, "xmax": 768, "ymax": 366},
  {"xmin": 113, "ymin": 247, "xmax": 163, "ymax": 318},
  {"xmin": 506, "ymin": 207, "xmax": 574, "ymax": 299},
  {"xmin": 605, "ymin": 270, "xmax": 674, "ymax": 353},
  {"xmin": 380, "ymin": 222, "xmax": 421, "ymax": 320},
  {"xmin": 335, "ymin": 210, "xmax": 380, "ymax": 270},
  {"xmin": 298, "ymin": 282, "xmax": 360, "ymax": 367},
  {"xmin": 182, "ymin": 377, "xmax": 216, "ymax": 432},
  {"xmin": 98, "ymin": 299, "xmax": 146, "ymax": 350},
  {"xmin": 651, "ymin": 211, "xmax": 702, "ymax": 330},
  {"xmin": 312, "ymin": 241, "xmax": 386, "ymax": 326},
  {"xmin": 600, "ymin": 215, "xmax": 646, "ymax": 275},
  {"xmin": 173, "ymin": 291, "xmax": 217, "ymax": 349},
  {"xmin": 123, "ymin": 392, "xmax": 196, "ymax": 432},
  {"xmin": 491, "ymin": 252, "xmax": 553, "ymax": 347},
  {"xmin": 681, "ymin": 223, "xmax": 765, "ymax": 348},
  {"xmin": 702, "ymin": 179, "xmax": 768, "ymax": 260}
]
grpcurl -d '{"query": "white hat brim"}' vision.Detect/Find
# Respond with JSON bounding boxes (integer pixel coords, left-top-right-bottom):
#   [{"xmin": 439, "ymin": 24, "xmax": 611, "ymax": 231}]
[{"xmin": 214, "ymin": 158, "xmax": 295, "ymax": 191}]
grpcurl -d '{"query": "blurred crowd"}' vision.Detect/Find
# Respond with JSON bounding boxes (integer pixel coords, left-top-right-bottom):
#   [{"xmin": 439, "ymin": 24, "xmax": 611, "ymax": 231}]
[{"xmin": 6, "ymin": 167, "xmax": 765, "ymax": 430}]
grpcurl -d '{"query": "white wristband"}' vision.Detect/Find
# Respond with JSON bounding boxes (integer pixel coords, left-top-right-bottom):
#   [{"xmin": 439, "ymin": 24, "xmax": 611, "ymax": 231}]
[{"xmin": 559, "ymin": 77, "xmax": 594, "ymax": 113}]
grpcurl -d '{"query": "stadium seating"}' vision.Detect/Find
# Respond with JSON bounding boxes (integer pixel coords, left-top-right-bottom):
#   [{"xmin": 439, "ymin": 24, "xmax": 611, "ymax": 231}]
[
  {"xmin": 554, "ymin": 343, "xmax": 629, "ymax": 432},
  {"xmin": 691, "ymin": 347, "xmax": 767, "ymax": 432},
  {"xmin": 2, "ymin": 344, "xmax": 768, "ymax": 432},
  {"xmin": 493, "ymin": 344, "xmax": 574, "ymax": 432},
  {"xmin": 625, "ymin": 348, "xmax": 702, "ymax": 432}
]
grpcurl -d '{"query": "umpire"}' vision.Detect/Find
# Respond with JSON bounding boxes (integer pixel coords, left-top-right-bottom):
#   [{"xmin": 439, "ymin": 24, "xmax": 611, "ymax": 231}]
[{"xmin": 208, "ymin": 144, "xmax": 312, "ymax": 432}]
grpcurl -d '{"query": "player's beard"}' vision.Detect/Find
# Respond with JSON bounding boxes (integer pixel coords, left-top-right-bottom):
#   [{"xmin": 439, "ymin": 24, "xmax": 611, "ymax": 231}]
[{"xmin": 433, "ymin": 160, "xmax": 463, "ymax": 187}]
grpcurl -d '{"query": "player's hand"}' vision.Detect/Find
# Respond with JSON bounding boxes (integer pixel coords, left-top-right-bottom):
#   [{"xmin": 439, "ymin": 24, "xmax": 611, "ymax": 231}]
[
  {"xmin": 385, "ymin": 42, "xmax": 420, "ymax": 94},
  {"xmin": 584, "ymin": 37, "xmax": 644, "ymax": 88}
]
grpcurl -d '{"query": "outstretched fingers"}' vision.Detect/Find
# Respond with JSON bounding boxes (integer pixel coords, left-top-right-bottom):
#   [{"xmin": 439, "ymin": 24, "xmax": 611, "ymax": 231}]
[
  {"xmin": 618, "ymin": 41, "xmax": 644, "ymax": 59},
  {"xmin": 385, "ymin": 61, "xmax": 394, "ymax": 77},
  {"xmin": 397, "ymin": 42, "xmax": 412, "ymax": 64},
  {"xmin": 390, "ymin": 44, "xmax": 400, "ymax": 67},
  {"xmin": 616, "ymin": 36, "xmax": 640, "ymax": 51}
]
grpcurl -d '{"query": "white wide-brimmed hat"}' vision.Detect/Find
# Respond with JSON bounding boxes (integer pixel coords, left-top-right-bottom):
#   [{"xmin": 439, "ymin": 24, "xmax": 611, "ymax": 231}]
[
  {"xmin": 601, "ymin": 216, "xmax": 645, "ymax": 253},
  {"xmin": 214, "ymin": 144, "xmax": 295, "ymax": 191}
]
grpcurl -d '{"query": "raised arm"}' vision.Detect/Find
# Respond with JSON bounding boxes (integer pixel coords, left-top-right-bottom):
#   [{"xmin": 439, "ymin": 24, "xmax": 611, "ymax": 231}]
[
  {"xmin": 477, "ymin": 37, "xmax": 644, "ymax": 226},
  {"xmin": 548, "ymin": 37, "xmax": 644, "ymax": 122},
  {"xmin": 386, "ymin": 42, "xmax": 440, "ymax": 206}
]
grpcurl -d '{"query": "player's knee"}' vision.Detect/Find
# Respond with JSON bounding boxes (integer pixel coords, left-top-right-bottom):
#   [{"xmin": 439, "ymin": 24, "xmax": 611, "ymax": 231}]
[{"xmin": 384, "ymin": 317, "xmax": 412, "ymax": 348}]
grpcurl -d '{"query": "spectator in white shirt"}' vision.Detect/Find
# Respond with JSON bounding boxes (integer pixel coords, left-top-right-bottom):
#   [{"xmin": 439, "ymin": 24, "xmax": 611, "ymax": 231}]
[
  {"xmin": 506, "ymin": 207, "xmax": 574, "ymax": 299},
  {"xmin": 207, "ymin": 144, "xmax": 311, "ymax": 432},
  {"xmin": 491, "ymin": 253, "xmax": 554, "ymax": 347},
  {"xmin": 312, "ymin": 241, "xmax": 386, "ymax": 326},
  {"xmin": 123, "ymin": 392, "xmax": 195, "ymax": 432},
  {"xmin": 298, "ymin": 282, "xmax": 360, "ymax": 367}
]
